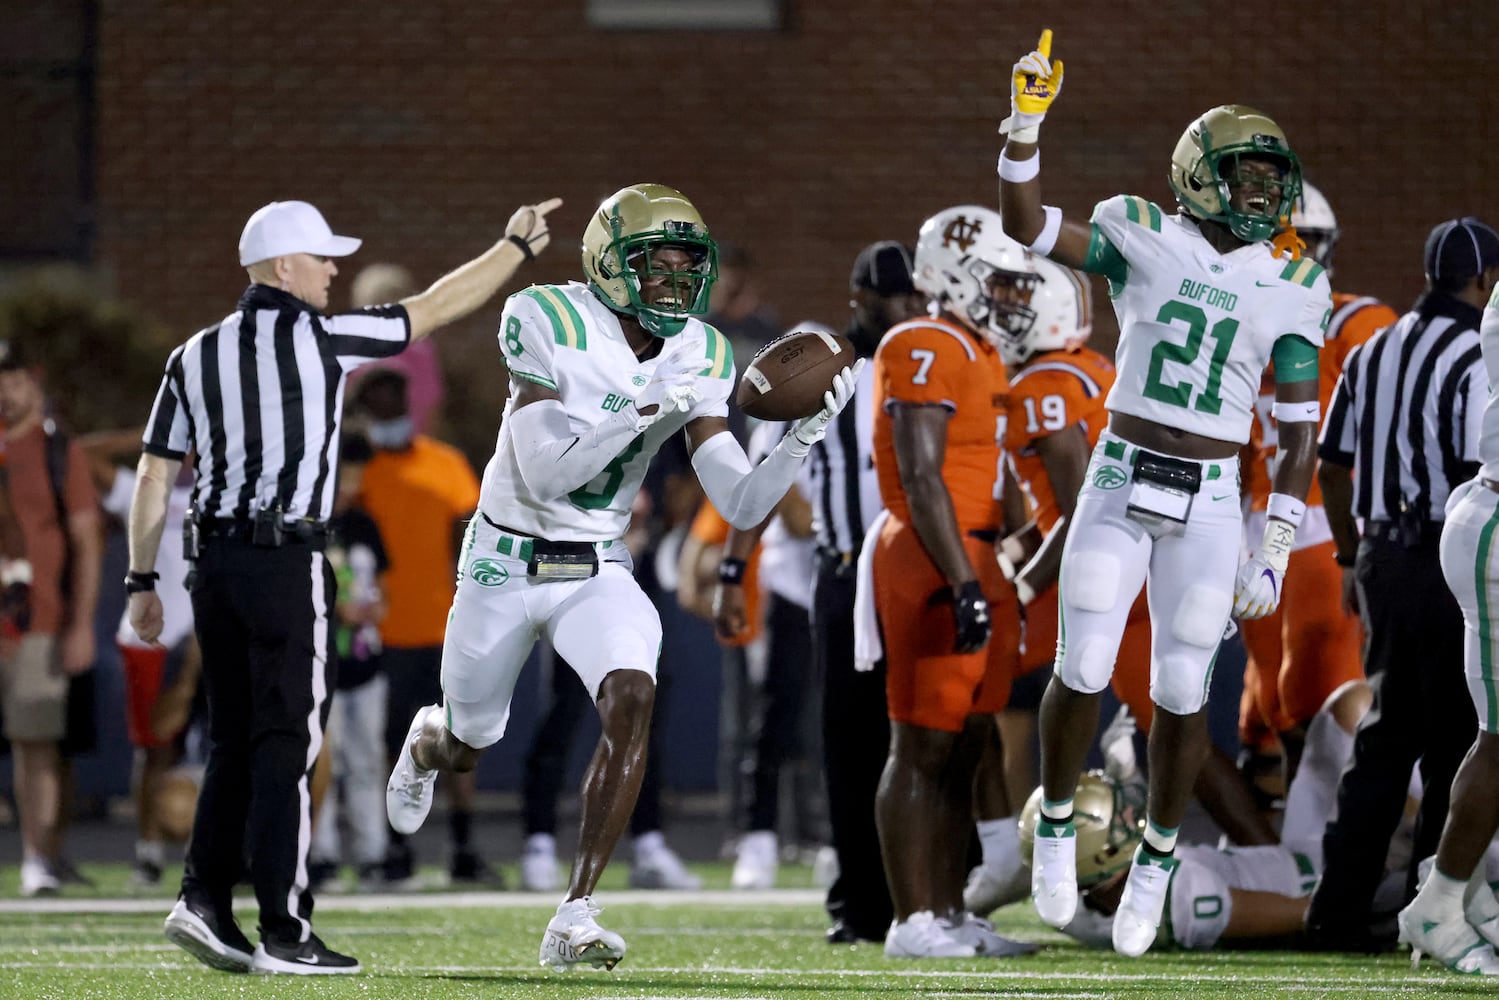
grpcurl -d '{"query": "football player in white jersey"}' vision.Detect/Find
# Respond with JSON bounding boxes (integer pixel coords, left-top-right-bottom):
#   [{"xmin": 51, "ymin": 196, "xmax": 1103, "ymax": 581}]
[
  {"xmin": 384, "ymin": 184, "xmax": 861, "ymax": 971},
  {"xmin": 1402, "ymin": 269, "xmax": 1499, "ymax": 974},
  {"xmin": 995, "ymin": 30, "xmax": 1332, "ymax": 957}
]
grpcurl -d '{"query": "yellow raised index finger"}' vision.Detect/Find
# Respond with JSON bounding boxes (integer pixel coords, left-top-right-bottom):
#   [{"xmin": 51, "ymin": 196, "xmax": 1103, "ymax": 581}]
[{"xmin": 1036, "ymin": 28, "xmax": 1052, "ymax": 59}]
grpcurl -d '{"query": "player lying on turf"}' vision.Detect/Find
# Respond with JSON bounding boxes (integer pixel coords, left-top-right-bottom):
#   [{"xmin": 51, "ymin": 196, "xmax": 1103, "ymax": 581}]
[{"xmin": 1023, "ymin": 683, "xmax": 1499, "ymax": 955}]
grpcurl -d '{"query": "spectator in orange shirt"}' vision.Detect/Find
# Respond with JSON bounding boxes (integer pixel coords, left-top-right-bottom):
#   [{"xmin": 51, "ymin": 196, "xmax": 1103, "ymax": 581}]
[
  {"xmin": 350, "ymin": 368, "xmax": 499, "ymax": 886},
  {"xmin": 0, "ymin": 343, "xmax": 101, "ymax": 897}
]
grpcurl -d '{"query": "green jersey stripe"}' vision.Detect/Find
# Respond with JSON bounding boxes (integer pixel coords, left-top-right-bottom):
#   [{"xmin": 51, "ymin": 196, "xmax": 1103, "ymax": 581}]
[
  {"xmin": 1146, "ymin": 201, "xmax": 1163, "ymax": 232},
  {"xmin": 1475, "ymin": 501, "xmax": 1499, "ymax": 731},
  {"xmin": 1125, "ymin": 197, "xmax": 1142, "ymax": 226},
  {"xmin": 701, "ymin": 324, "xmax": 733, "ymax": 379},
  {"xmin": 510, "ymin": 369, "xmax": 558, "ymax": 391},
  {"xmin": 522, "ymin": 287, "xmax": 588, "ymax": 350}
]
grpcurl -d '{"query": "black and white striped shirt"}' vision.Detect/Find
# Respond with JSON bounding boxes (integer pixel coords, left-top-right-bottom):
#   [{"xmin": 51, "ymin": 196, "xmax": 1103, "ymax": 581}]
[
  {"xmin": 143, "ymin": 284, "xmax": 409, "ymax": 522},
  {"xmin": 797, "ymin": 322, "xmax": 882, "ymax": 557},
  {"xmin": 1319, "ymin": 292, "xmax": 1487, "ymax": 523}
]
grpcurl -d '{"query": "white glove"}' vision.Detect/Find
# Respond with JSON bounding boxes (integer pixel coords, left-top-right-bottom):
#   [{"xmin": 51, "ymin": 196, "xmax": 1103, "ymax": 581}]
[
  {"xmin": 1233, "ymin": 518, "xmax": 1294, "ymax": 620},
  {"xmin": 787, "ymin": 359, "xmax": 866, "ymax": 456},
  {"xmin": 634, "ymin": 355, "xmax": 709, "ymax": 431}
]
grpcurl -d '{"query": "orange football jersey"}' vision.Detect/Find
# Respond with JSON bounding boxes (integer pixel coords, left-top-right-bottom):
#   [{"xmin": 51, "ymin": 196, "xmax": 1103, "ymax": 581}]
[
  {"xmin": 1248, "ymin": 292, "xmax": 1399, "ymax": 510},
  {"xmin": 1005, "ymin": 347, "xmax": 1116, "ymax": 533},
  {"xmin": 873, "ymin": 317, "xmax": 1010, "ymax": 531}
]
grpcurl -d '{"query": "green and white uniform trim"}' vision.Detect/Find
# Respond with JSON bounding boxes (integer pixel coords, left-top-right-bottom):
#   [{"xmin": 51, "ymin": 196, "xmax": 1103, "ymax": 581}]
[
  {"xmin": 1078, "ymin": 193, "xmax": 1332, "ymax": 444},
  {"xmin": 488, "ymin": 280, "xmax": 734, "ymax": 542}
]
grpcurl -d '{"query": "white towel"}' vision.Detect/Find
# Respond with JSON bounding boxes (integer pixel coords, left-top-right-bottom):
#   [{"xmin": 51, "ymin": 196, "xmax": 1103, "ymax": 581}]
[{"xmin": 853, "ymin": 509, "xmax": 889, "ymax": 672}]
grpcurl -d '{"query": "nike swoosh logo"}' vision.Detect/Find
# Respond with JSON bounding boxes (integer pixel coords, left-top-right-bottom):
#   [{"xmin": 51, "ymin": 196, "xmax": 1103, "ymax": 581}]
[
  {"xmin": 1261, "ymin": 567, "xmax": 1279, "ymax": 599},
  {"xmin": 1211, "ymin": 493, "xmax": 1233, "ymax": 501},
  {"xmin": 295, "ymin": 955, "xmax": 320, "ymax": 964},
  {"xmin": 1292, "ymin": 360, "xmax": 1315, "ymax": 369},
  {"xmin": 1256, "ymin": 280, "xmax": 1277, "ymax": 287}
]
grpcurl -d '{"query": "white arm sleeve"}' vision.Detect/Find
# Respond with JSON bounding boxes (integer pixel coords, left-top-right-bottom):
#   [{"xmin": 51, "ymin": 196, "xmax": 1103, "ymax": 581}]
[
  {"xmin": 507, "ymin": 399, "xmax": 642, "ymax": 502},
  {"xmin": 691, "ymin": 430, "xmax": 805, "ymax": 530}
]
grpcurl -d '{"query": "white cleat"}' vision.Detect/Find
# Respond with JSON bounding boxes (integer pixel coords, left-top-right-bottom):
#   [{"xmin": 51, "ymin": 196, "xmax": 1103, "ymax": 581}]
[
  {"xmin": 964, "ymin": 861, "xmax": 1031, "ymax": 917},
  {"xmin": 385, "ymin": 704, "xmax": 440, "ymax": 835},
  {"xmin": 1030, "ymin": 821, "xmax": 1078, "ymax": 929},
  {"xmin": 1465, "ymin": 872, "xmax": 1499, "ymax": 949},
  {"xmin": 943, "ymin": 912, "xmax": 1038, "ymax": 957},
  {"xmin": 883, "ymin": 911, "xmax": 977, "ymax": 958},
  {"xmin": 520, "ymin": 833, "xmax": 562, "ymax": 893},
  {"xmin": 630, "ymin": 844, "xmax": 702, "ymax": 890},
  {"xmin": 1112, "ymin": 849, "xmax": 1178, "ymax": 958},
  {"xmin": 730, "ymin": 830, "xmax": 778, "ymax": 890},
  {"xmin": 539, "ymin": 896, "xmax": 627, "ymax": 971},
  {"xmin": 1400, "ymin": 899, "xmax": 1499, "ymax": 974}
]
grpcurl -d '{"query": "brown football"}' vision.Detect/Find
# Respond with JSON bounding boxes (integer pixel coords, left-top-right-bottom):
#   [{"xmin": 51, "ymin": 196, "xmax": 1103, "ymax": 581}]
[{"xmin": 735, "ymin": 328, "xmax": 856, "ymax": 421}]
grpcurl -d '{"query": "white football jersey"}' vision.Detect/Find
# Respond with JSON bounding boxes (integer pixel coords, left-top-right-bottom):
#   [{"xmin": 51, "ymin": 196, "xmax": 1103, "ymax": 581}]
[
  {"xmin": 1166, "ymin": 845, "xmax": 1318, "ymax": 949},
  {"xmin": 1089, "ymin": 195, "xmax": 1332, "ymax": 444},
  {"xmin": 480, "ymin": 281, "xmax": 735, "ymax": 541},
  {"xmin": 1062, "ymin": 843, "xmax": 1319, "ymax": 951},
  {"xmin": 1478, "ymin": 287, "xmax": 1499, "ymax": 482}
]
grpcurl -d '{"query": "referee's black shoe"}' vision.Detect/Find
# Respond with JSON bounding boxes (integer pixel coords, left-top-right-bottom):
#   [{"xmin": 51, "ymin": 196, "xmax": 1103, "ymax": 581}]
[
  {"xmin": 251, "ymin": 934, "xmax": 362, "ymax": 975},
  {"xmin": 164, "ymin": 895, "xmax": 254, "ymax": 972}
]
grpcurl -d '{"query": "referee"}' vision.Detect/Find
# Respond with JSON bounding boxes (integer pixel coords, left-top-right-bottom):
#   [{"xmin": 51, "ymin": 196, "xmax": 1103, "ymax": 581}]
[
  {"xmin": 126, "ymin": 195, "xmax": 560, "ymax": 974},
  {"xmin": 1306, "ymin": 217, "xmax": 1499, "ymax": 951},
  {"xmin": 807, "ymin": 241, "xmax": 925, "ymax": 944}
]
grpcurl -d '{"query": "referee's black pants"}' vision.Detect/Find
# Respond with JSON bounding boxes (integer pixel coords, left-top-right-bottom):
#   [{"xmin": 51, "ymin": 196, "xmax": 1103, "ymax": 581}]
[
  {"xmin": 813, "ymin": 555, "xmax": 893, "ymax": 939},
  {"xmin": 182, "ymin": 537, "xmax": 335, "ymax": 947},
  {"xmin": 1308, "ymin": 534, "xmax": 1476, "ymax": 933}
]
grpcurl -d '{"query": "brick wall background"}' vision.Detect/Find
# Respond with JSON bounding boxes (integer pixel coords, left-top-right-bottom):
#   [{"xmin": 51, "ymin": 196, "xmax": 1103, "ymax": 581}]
[{"xmin": 81, "ymin": 0, "xmax": 1497, "ymax": 452}]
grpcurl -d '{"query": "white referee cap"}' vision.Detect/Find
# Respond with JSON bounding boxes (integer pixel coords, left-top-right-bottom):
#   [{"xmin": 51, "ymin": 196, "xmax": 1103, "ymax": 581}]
[{"xmin": 238, "ymin": 201, "xmax": 362, "ymax": 267}]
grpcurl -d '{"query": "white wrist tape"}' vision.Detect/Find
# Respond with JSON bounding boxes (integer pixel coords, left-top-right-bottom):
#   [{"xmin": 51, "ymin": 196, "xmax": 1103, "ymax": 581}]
[
  {"xmin": 1271, "ymin": 400, "xmax": 1320, "ymax": 423},
  {"xmin": 998, "ymin": 152, "xmax": 1040, "ymax": 183},
  {"xmin": 999, "ymin": 112, "xmax": 1043, "ymax": 144},
  {"xmin": 1016, "ymin": 577, "xmax": 1037, "ymax": 606},
  {"xmin": 1266, "ymin": 492, "xmax": 1306, "ymax": 529},
  {"xmin": 1259, "ymin": 518, "xmax": 1295, "ymax": 574},
  {"xmin": 1027, "ymin": 206, "xmax": 1063, "ymax": 256}
]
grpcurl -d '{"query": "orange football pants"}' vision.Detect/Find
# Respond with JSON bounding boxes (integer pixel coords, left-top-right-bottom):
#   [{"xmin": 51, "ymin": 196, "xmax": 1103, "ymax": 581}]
[{"xmin": 875, "ymin": 519, "xmax": 1021, "ymax": 733}]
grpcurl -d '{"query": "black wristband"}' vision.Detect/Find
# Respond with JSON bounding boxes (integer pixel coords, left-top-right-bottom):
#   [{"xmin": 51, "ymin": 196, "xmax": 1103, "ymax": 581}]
[
  {"xmin": 506, "ymin": 234, "xmax": 536, "ymax": 261},
  {"xmin": 124, "ymin": 570, "xmax": 160, "ymax": 594},
  {"xmin": 1333, "ymin": 551, "xmax": 1356, "ymax": 568},
  {"xmin": 717, "ymin": 557, "xmax": 747, "ymax": 585}
]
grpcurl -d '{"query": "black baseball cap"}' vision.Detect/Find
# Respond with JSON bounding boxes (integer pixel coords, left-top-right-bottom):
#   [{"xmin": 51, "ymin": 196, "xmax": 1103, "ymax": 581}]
[
  {"xmin": 850, "ymin": 241, "xmax": 916, "ymax": 296},
  {"xmin": 1424, "ymin": 217, "xmax": 1499, "ymax": 281}
]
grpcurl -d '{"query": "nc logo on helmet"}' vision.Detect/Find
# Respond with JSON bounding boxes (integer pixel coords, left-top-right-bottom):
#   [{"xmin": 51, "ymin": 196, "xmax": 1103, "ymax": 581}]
[
  {"xmin": 468, "ymin": 558, "xmax": 510, "ymax": 587},
  {"xmin": 942, "ymin": 216, "xmax": 982, "ymax": 253},
  {"xmin": 1092, "ymin": 465, "xmax": 1127, "ymax": 490}
]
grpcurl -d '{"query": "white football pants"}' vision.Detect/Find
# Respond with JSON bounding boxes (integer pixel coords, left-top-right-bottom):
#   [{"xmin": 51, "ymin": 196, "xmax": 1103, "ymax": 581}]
[{"xmin": 1055, "ymin": 429, "xmax": 1242, "ymax": 715}]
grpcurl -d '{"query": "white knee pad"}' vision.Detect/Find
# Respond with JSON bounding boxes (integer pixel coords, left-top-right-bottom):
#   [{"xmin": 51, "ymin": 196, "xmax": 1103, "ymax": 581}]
[
  {"xmin": 1057, "ymin": 636, "xmax": 1117, "ymax": 694},
  {"xmin": 1063, "ymin": 550, "xmax": 1122, "ymax": 614},
  {"xmin": 1151, "ymin": 654, "xmax": 1211, "ymax": 715},
  {"xmin": 1169, "ymin": 583, "xmax": 1232, "ymax": 650}
]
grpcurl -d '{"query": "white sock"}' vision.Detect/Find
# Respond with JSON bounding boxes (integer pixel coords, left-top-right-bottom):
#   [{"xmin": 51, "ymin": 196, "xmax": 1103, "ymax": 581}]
[
  {"xmin": 136, "ymin": 840, "xmax": 165, "ymax": 866},
  {"xmin": 526, "ymin": 832, "xmax": 556, "ymax": 855},
  {"xmin": 1467, "ymin": 865, "xmax": 1499, "ymax": 923},
  {"xmin": 977, "ymin": 817, "xmax": 1020, "ymax": 870},
  {"xmin": 1143, "ymin": 818, "xmax": 1179, "ymax": 856},
  {"xmin": 634, "ymin": 830, "xmax": 665, "ymax": 858},
  {"xmin": 1283, "ymin": 710, "xmax": 1355, "ymax": 846},
  {"xmin": 1418, "ymin": 867, "xmax": 1467, "ymax": 922}
]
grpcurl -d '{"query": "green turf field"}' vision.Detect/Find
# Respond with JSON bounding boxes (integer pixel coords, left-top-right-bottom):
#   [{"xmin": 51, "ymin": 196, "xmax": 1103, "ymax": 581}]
[{"xmin": 0, "ymin": 863, "xmax": 1487, "ymax": 999}]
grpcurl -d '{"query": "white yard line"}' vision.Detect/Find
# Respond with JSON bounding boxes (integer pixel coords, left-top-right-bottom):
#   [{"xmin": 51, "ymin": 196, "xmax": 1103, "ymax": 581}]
[{"xmin": 0, "ymin": 887, "xmax": 824, "ymax": 916}]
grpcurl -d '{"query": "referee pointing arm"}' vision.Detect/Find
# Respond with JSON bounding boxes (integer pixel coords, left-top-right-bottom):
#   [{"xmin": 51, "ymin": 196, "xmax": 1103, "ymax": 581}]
[{"xmin": 126, "ymin": 195, "xmax": 560, "ymax": 975}]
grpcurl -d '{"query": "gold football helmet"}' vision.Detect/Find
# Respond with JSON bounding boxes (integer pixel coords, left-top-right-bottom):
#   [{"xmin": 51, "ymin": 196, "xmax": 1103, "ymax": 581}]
[
  {"xmin": 1168, "ymin": 105, "xmax": 1302, "ymax": 243},
  {"xmin": 581, "ymin": 184, "xmax": 718, "ymax": 338},
  {"xmin": 1018, "ymin": 771, "xmax": 1144, "ymax": 888}
]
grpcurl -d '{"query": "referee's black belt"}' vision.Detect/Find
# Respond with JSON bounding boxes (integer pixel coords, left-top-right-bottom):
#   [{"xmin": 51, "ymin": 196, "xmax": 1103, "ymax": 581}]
[
  {"xmin": 1363, "ymin": 518, "xmax": 1440, "ymax": 548},
  {"xmin": 199, "ymin": 517, "xmax": 329, "ymax": 549}
]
